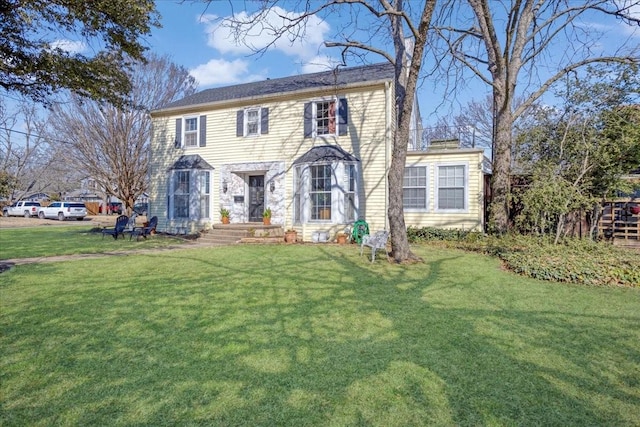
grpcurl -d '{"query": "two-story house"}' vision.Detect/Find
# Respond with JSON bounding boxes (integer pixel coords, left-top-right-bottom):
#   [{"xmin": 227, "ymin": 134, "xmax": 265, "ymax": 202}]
[{"xmin": 149, "ymin": 63, "xmax": 490, "ymax": 240}]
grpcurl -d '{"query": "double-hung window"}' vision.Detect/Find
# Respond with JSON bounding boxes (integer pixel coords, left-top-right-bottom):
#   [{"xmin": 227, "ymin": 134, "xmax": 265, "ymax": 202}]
[
  {"xmin": 437, "ymin": 165, "xmax": 466, "ymax": 210},
  {"xmin": 403, "ymin": 166, "xmax": 427, "ymax": 209},
  {"xmin": 245, "ymin": 108, "xmax": 260, "ymax": 136},
  {"xmin": 199, "ymin": 171, "xmax": 210, "ymax": 218},
  {"xmin": 315, "ymin": 100, "xmax": 336, "ymax": 136},
  {"xmin": 236, "ymin": 107, "xmax": 269, "ymax": 137},
  {"xmin": 304, "ymin": 98, "xmax": 348, "ymax": 138},
  {"xmin": 310, "ymin": 165, "xmax": 332, "ymax": 220},
  {"xmin": 184, "ymin": 117, "xmax": 199, "ymax": 147},
  {"xmin": 175, "ymin": 115, "xmax": 206, "ymax": 148},
  {"xmin": 345, "ymin": 164, "xmax": 357, "ymax": 221},
  {"xmin": 173, "ymin": 171, "xmax": 190, "ymax": 218}
]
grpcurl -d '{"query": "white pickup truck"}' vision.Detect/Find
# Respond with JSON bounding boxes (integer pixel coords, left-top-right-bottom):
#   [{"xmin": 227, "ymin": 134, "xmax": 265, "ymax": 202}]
[{"xmin": 2, "ymin": 201, "xmax": 41, "ymax": 217}]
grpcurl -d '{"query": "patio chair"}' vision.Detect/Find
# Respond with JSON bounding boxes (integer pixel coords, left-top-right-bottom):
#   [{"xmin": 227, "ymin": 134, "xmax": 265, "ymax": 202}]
[
  {"xmin": 101, "ymin": 215, "xmax": 129, "ymax": 240},
  {"xmin": 360, "ymin": 230, "xmax": 390, "ymax": 262},
  {"xmin": 130, "ymin": 216, "xmax": 158, "ymax": 241}
]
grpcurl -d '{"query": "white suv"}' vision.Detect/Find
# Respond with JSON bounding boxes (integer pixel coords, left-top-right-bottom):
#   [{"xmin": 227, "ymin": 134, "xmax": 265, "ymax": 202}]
[{"xmin": 38, "ymin": 202, "xmax": 87, "ymax": 221}]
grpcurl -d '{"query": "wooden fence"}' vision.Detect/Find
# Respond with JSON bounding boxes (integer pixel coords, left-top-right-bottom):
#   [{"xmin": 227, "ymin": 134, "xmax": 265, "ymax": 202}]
[{"xmin": 598, "ymin": 200, "xmax": 640, "ymax": 243}]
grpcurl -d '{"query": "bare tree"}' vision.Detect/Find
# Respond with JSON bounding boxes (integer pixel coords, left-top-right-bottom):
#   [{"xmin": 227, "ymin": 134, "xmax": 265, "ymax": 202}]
[
  {"xmin": 431, "ymin": 0, "xmax": 640, "ymax": 233},
  {"xmin": 0, "ymin": 99, "xmax": 58, "ymax": 200},
  {"xmin": 218, "ymin": 0, "xmax": 437, "ymax": 262},
  {"xmin": 47, "ymin": 54, "xmax": 197, "ymax": 213}
]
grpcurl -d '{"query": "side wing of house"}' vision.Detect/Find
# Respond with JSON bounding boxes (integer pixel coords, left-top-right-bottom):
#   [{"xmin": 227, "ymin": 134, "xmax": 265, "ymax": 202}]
[
  {"xmin": 403, "ymin": 149, "xmax": 489, "ymax": 231},
  {"xmin": 148, "ymin": 77, "xmax": 393, "ymax": 240}
]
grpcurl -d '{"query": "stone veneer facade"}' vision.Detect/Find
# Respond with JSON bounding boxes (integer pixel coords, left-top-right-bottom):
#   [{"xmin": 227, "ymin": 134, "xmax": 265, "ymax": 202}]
[{"xmin": 218, "ymin": 161, "xmax": 286, "ymax": 225}]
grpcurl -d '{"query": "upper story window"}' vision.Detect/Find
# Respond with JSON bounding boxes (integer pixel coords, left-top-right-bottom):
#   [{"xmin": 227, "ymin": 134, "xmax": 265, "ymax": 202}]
[
  {"xmin": 174, "ymin": 116, "xmax": 207, "ymax": 148},
  {"xmin": 236, "ymin": 107, "xmax": 269, "ymax": 137},
  {"xmin": 304, "ymin": 98, "xmax": 348, "ymax": 138},
  {"xmin": 316, "ymin": 100, "xmax": 336, "ymax": 135},
  {"xmin": 246, "ymin": 109, "xmax": 260, "ymax": 135},
  {"xmin": 437, "ymin": 164, "xmax": 466, "ymax": 210},
  {"xmin": 184, "ymin": 117, "xmax": 198, "ymax": 147},
  {"xmin": 403, "ymin": 166, "xmax": 427, "ymax": 209}
]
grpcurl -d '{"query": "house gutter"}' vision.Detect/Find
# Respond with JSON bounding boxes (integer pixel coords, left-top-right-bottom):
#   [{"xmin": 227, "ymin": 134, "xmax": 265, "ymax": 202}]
[{"xmin": 150, "ymin": 78, "xmax": 394, "ymax": 117}]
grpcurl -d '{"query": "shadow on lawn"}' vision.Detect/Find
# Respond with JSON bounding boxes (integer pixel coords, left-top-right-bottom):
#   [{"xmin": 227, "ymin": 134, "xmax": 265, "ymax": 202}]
[{"xmin": 2, "ymin": 245, "xmax": 639, "ymax": 425}]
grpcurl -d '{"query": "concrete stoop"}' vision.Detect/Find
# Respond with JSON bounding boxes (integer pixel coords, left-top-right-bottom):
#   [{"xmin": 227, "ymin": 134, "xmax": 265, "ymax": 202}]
[{"xmin": 199, "ymin": 223, "xmax": 285, "ymax": 246}]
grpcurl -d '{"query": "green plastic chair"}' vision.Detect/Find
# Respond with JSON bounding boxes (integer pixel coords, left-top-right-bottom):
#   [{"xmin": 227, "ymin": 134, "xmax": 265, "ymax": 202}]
[{"xmin": 351, "ymin": 219, "xmax": 369, "ymax": 244}]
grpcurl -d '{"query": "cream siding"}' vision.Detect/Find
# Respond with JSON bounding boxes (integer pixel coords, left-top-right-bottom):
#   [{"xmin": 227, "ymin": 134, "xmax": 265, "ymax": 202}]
[
  {"xmin": 149, "ymin": 75, "xmax": 488, "ymax": 238},
  {"xmin": 149, "ymin": 83, "xmax": 392, "ymax": 239},
  {"xmin": 403, "ymin": 150, "xmax": 486, "ymax": 231}
]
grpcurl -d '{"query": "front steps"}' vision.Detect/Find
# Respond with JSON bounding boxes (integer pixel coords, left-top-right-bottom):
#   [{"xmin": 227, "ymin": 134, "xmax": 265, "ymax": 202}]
[{"xmin": 198, "ymin": 223, "xmax": 284, "ymax": 245}]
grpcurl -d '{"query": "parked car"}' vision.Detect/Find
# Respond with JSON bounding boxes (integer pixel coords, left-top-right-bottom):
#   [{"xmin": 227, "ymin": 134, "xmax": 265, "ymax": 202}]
[
  {"xmin": 108, "ymin": 202, "xmax": 123, "ymax": 215},
  {"xmin": 2, "ymin": 201, "xmax": 41, "ymax": 217},
  {"xmin": 133, "ymin": 202, "xmax": 148, "ymax": 216},
  {"xmin": 38, "ymin": 202, "xmax": 87, "ymax": 221}
]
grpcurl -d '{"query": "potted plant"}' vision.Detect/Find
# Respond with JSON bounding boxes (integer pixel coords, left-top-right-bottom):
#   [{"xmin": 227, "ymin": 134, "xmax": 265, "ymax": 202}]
[
  {"xmin": 220, "ymin": 207, "xmax": 230, "ymax": 224},
  {"xmin": 284, "ymin": 229, "xmax": 297, "ymax": 243},
  {"xmin": 263, "ymin": 208, "xmax": 272, "ymax": 225}
]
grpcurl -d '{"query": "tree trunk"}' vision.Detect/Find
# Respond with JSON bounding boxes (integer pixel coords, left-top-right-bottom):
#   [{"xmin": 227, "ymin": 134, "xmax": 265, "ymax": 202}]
[
  {"xmin": 385, "ymin": 1, "xmax": 434, "ymax": 263},
  {"xmin": 554, "ymin": 213, "xmax": 565, "ymax": 244},
  {"xmin": 488, "ymin": 84, "xmax": 513, "ymax": 234},
  {"xmin": 387, "ymin": 133, "xmax": 413, "ymax": 262}
]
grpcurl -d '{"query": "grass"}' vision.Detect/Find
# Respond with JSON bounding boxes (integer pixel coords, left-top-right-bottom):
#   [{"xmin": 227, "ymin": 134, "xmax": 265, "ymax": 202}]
[
  {"xmin": 1, "ymin": 233, "xmax": 639, "ymax": 425},
  {"xmin": 0, "ymin": 226, "xmax": 186, "ymax": 260}
]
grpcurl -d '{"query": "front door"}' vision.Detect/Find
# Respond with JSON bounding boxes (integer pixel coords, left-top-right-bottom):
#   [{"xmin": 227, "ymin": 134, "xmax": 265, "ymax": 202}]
[{"xmin": 248, "ymin": 175, "xmax": 264, "ymax": 222}]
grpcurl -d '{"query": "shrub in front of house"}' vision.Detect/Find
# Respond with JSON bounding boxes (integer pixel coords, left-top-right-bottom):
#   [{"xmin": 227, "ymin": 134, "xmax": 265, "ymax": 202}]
[
  {"xmin": 494, "ymin": 237, "xmax": 640, "ymax": 287},
  {"xmin": 407, "ymin": 227, "xmax": 639, "ymax": 287},
  {"xmin": 406, "ymin": 226, "xmax": 482, "ymax": 243}
]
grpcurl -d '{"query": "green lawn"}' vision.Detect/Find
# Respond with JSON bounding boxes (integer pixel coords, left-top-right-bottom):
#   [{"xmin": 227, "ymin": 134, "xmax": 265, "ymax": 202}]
[
  {"xmin": 0, "ymin": 226, "xmax": 185, "ymax": 260},
  {"xmin": 1, "ymin": 241, "xmax": 639, "ymax": 426}
]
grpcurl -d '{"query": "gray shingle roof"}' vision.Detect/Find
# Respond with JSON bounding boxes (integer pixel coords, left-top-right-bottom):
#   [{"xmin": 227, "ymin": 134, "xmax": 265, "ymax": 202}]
[
  {"xmin": 158, "ymin": 62, "xmax": 395, "ymax": 112},
  {"xmin": 293, "ymin": 145, "xmax": 359, "ymax": 165},
  {"xmin": 169, "ymin": 155, "xmax": 214, "ymax": 170}
]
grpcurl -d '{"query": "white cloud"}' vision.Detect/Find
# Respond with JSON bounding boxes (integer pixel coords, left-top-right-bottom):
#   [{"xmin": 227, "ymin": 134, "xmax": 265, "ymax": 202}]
[
  {"xmin": 300, "ymin": 56, "xmax": 342, "ymax": 74},
  {"xmin": 49, "ymin": 39, "xmax": 86, "ymax": 54},
  {"xmin": 189, "ymin": 58, "xmax": 267, "ymax": 87},
  {"xmin": 201, "ymin": 6, "xmax": 330, "ymax": 60}
]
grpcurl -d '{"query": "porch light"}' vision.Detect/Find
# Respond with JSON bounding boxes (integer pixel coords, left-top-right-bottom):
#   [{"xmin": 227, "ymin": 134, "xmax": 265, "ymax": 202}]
[
  {"xmin": 270, "ymin": 181, "xmax": 275, "ymax": 193},
  {"xmin": 222, "ymin": 179, "xmax": 228, "ymax": 194}
]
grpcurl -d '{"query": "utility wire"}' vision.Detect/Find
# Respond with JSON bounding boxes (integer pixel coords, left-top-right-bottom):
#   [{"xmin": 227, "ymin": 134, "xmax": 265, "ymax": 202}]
[{"xmin": 0, "ymin": 126, "xmax": 70, "ymax": 145}]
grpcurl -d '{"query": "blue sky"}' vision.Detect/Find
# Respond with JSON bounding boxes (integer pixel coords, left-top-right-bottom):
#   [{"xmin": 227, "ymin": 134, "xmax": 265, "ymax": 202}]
[
  {"xmin": 42, "ymin": 1, "xmax": 640, "ymax": 126},
  {"xmin": 144, "ymin": 0, "xmax": 639, "ymax": 127}
]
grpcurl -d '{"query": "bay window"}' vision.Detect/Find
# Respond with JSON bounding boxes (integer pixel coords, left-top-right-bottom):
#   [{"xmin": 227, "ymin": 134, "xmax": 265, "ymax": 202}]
[{"xmin": 168, "ymin": 169, "xmax": 212, "ymax": 220}]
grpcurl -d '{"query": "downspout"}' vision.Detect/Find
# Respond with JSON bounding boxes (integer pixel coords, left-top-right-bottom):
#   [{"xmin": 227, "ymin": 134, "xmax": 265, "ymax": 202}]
[{"xmin": 385, "ymin": 80, "xmax": 392, "ymax": 231}]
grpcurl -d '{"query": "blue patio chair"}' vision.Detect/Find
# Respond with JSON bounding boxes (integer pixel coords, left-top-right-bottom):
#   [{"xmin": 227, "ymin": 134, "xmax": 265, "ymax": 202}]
[
  {"xmin": 101, "ymin": 215, "xmax": 129, "ymax": 240},
  {"xmin": 130, "ymin": 216, "xmax": 158, "ymax": 241}
]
